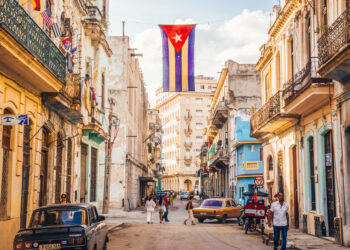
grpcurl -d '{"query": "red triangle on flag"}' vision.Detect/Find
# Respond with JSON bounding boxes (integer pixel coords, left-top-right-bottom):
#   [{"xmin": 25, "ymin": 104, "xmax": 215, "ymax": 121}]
[{"xmin": 159, "ymin": 24, "xmax": 195, "ymax": 53}]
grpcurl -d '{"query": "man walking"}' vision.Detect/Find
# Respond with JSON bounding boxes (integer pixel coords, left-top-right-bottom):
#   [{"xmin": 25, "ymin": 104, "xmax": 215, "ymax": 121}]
[
  {"xmin": 162, "ymin": 193, "xmax": 170, "ymax": 222},
  {"xmin": 184, "ymin": 195, "xmax": 195, "ymax": 225},
  {"xmin": 268, "ymin": 192, "xmax": 289, "ymax": 250}
]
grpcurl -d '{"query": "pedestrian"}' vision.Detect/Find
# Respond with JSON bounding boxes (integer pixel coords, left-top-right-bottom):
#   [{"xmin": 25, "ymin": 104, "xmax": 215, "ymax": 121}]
[
  {"xmin": 184, "ymin": 195, "xmax": 195, "ymax": 225},
  {"xmin": 162, "ymin": 193, "xmax": 170, "ymax": 222},
  {"xmin": 169, "ymin": 193, "xmax": 174, "ymax": 207},
  {"xmin": 60, "ymin": 194, "xmax": 68, "ymax": 204},
  {"xmin": 145, "ymin": 196, "xmax": 156, "ymax": 224},
  {"xmin": 158, "ymin": 198, "xmax": 165, "ymax": 224},
  {"xmin": 268, "ymin": 192, "xmax": 289, "ymax": 250}
]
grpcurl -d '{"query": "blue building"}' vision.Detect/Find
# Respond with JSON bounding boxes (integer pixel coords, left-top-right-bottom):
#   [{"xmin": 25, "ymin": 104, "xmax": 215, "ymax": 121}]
[{"xmin": 230, "ymin": 117, "xmax": 262, "ymax": 205}]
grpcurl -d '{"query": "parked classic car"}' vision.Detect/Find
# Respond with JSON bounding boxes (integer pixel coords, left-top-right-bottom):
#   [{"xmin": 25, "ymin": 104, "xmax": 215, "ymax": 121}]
[
  {"xmin": 193, "ymin": 198, "xmax": 242, "ymax": 223},
  {"xmin": 180, "ymin": 192, "xmax": 190, "ymax": 200},
  {"xmin": 13, "ymin": 203, "xmax": 108, "ymax": 250}
]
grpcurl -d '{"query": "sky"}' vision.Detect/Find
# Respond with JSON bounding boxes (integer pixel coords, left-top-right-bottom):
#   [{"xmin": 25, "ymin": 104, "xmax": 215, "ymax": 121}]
[{"xmin": 109, "ymin": 0, "xmax": 277, "ymax": 107}]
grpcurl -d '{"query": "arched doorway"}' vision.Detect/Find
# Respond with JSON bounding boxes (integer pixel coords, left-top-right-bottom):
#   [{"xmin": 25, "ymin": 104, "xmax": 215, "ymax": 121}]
[
  {"xmin": 184, "ymin": 179, "xmax": 192, "ymax": 192},
  {"xmin": 267, "ymin": 155, "xmax": 273, "ymax": 201},
  {"xmin": 277, "ymin": 150, "xmax": 284, "ymax": 193},
  {"xmin": 291, "ymin": 145, "xmax": 299, "ymax": 228}
]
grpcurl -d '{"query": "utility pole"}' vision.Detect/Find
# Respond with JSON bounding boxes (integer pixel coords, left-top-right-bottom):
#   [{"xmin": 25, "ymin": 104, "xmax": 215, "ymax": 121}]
[{"xmin": 103, "ymin": 99, "xmax": 116, "ymax": 214}]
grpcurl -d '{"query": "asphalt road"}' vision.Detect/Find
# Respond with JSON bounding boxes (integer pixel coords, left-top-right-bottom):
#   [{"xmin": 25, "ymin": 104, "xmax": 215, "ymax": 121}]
[{"xmin": 106, "ymin": 199, "xmax": 270, "ymax": 250}]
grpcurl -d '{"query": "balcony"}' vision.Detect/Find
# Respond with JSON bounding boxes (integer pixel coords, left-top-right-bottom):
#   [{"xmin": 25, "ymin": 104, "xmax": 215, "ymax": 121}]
[
  {"xmin": 318, "ymin": 7, "xmax": 350, "ymax": 83},
  {"xmin": 184, "ymin": 156, "xmax": 192, "ymax": 165},
  {"xmin": 184, "ymin": 114, "xmax": 192, "ymax": 123},
  {"xmin": 184, "ymin": 142, "xmax": 192, "ymax": 150},
  {"xmin": 82, "ymin": 107, "xmax": 108, "ymax": 143},
  {"xmin": 283, "ymin": 59, "xmax": 333, "ymax": 115},
  {"xmin": 184, "ymin": 128, "xmax": 192, "ymax": 136},
  {"xmin": 211, "ymin": 101, "xmax": 229, "ymax": 129},
  {"xmin": 251, "ymin": 91, "xmax": 299, "ymax": 138},
  {"xmin": 236, "ymin": 161, "xmax": 263, "ymax": 177},
  {"xmin": 43, "ymin": 74, "xmax": 82, "ymax": 123},
  {"xmin": 0, "ymin": 0, "xmax": 66, "ymax": 92},
  {"xmin": 82, "ymin": 6, "xmax": 112, "ymax": 56},
  {"xmin": 208, "ymin": 145, "xmax": 229, "ymax": 169}
]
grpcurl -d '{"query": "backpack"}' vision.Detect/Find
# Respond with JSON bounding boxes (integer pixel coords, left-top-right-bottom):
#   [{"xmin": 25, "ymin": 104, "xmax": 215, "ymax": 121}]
[{"xmin": 186, "ymin": 202, "xmax": 189, "ymax": 210}]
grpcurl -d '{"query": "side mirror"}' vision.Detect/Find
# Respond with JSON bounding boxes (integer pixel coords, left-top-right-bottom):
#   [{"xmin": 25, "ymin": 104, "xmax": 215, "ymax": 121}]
[{"xmin": 98, "ymin": 215, "xmax": 105, "ymax": 221}]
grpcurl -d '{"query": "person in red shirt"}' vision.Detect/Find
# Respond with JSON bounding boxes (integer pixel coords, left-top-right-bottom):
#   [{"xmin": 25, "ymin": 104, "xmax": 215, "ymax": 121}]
[
  {"xmin": 162, "ymin": 194, "xmax": 170, "ymax": 222},
  {"xmin": 184, "ymin": 196, "xmax": 195, "ymax": 225}
]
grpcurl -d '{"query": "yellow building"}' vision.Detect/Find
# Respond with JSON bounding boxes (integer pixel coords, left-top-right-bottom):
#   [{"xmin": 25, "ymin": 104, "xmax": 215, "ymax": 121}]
[{"xmin": 252, "ymin": 0, "xmax": 347, "ymax": 244}]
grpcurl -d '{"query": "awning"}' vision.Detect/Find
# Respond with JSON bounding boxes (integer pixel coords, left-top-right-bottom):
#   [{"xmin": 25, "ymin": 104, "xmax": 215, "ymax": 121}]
[{"xmin": 139, "ymin": 177, "xmax": 157, "ymax": 182}]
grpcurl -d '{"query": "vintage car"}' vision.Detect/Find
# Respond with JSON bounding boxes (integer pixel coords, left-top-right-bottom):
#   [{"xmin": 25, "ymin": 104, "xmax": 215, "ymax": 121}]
[
  {"xmin": 13, "ymin": 204, "xmax": 108, "ymax": 250},
  {"xmin": 193, "ymin": 198, "xmax": 242, "ymax": 223},
  {"xmin": 180, "ymin": 192, "xmax": 190, "ymax": 200}
]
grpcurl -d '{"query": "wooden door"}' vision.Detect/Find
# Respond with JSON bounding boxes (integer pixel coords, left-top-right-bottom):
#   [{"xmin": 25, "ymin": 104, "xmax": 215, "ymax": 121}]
[
  {"xmin": 55, "ymin": 135, "xmax": 63, "ymax": 204},
  {"xmin": 90, "ymin": 147, "xmax": 97, "ymax": 202},
  {"xmin": 292, "ymin": 145, "xmax": 299, "ymax": 228},
  {"xmin": 324, "ymin": 131, "xmax": 335, "ymax": 236},
  {"xmin": 39, "ymin": 129, "xmax": 49, "ymax": 207},
  {"xmin": 66, "ymin": 139, "xmax": 72, "ymax": 202},
  {"xmin": 80, "ymin": 144, "xmax": 88, "ymax": 203}
]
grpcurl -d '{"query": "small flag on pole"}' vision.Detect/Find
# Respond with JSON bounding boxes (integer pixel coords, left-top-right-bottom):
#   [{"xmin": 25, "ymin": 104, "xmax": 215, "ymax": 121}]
[
  {"xmin": 62, "ymin": 37, "xmax": 71, "ymax": 51},
  {"xmin": 30, "ymin": 0, "xmax": 40, "ymax": 11},
  {"xmin": 41, "ymin": 8, "xmax": 52, "ymax": 27},
  {"xmin": 159, "ymin": 24, "xmax": 196, "ymax": 92},
  {"xmin": 51, "ymin": 23, "xmax": 62, "ymax": 38},
  {"xmin": 70, "ymin": 47, "xmax": 77, "ymax": 60}
]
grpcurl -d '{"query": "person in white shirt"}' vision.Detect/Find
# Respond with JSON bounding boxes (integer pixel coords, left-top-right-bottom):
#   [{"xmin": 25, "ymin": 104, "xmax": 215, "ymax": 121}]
[
  {"xmin": 145, "ymin": 196, "xmax": 156, "ymax": 224},
  {"xmin": 268, "ymin": 192, "xmax": 289, "ymax": 250}
]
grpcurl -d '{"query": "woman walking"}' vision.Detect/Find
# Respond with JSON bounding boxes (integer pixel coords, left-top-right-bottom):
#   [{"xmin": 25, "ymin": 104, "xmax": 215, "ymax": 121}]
[
  {"xmin": 145, "ymin": 196, "xmax": 156, "ymax": 224},
  {"xmin": 184, "ymin": 195, "xmax": 196, "ymax": 225},
  {"xmin": 158, "ymin": 197, "xmax": 165, "ymax": 224}
]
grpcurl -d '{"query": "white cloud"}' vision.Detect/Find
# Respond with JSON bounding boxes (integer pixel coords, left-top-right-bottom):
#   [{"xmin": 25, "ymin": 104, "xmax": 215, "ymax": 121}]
[{"xmin": 131, "ymin": 9, "xmax": 270, "ymax": 107}]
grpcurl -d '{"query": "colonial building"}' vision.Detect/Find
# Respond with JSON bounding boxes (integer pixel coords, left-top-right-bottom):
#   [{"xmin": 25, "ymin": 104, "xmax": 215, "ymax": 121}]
[
  {"xmin": 205, "ymin": 60, "xmax": 261, "ymax": 198},
  {"xmin": 155, "ymin": 76, "xmax": 216, "ymax": 192},
  {"xmin": 252, "ymin": 0, "xmax": 349, "ymax": 245},
  {"xmin": 106, "ymin": 36, "xmax": 150, "ymax": 210},
  {"xmin": 0, "ymin": 0, "xmax": 110, "ymax": 248}
]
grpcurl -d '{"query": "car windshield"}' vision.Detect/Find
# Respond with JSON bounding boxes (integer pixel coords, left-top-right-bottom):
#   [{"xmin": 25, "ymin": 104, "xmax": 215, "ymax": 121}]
[
  {"xmin": 30, "ymin": 208, "xmax": 88, "ymax": 228},
  {"xmin": 202, "ymin": 200, "xmax": 223, "ymax": 207}
]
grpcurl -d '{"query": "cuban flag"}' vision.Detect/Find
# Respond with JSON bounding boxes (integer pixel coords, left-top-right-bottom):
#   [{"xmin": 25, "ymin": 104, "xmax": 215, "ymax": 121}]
[
  {"xmin": 159, "ymin": 24, "xmax": 196, "ymax": 92},
  {"xmin": 62, "ymin": 37, "xmax": 71, "ymax": 52}
]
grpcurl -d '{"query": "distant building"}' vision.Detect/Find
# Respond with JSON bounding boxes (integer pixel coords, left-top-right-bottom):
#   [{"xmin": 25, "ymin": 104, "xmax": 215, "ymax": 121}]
[{"xmin": 155, "ymin": 76, "xmax": 217, "ymax": 192}]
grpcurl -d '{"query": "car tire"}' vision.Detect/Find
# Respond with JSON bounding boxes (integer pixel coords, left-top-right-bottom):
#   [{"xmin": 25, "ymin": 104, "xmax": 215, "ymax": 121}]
[
  {"xmin": 221, "ymin": 215, "xmax": 227, "ymax": 224},
  {"xmin": 198, "ymin": 219, "xmax": 204, "ymax": 223}
]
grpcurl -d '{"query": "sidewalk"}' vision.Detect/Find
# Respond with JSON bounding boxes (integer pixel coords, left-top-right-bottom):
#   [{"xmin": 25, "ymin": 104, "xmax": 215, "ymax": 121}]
[
  {"xmin": 263, "ymin": 227, "xmax": 346, "ymax": 249},
  {"xmin": 101, "ymin": 207, "xmax": 145, "ymax": 219}
]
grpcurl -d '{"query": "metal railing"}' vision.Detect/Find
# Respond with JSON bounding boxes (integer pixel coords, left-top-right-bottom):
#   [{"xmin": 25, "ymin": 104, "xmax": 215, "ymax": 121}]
[
  {"xmin": 318, "ymin": 7, "xmax": 350, "ymax": 65},
  {"xmin": 0, "ymin": 0, "xmax": 66, "ymax": 84},
  {"xmin": 86, "ymin": 6, "xmax": 103, "ymax": 22},
  {"xmin": 283, "ymin": 59, "xmax": 332, "ymax": 106},
  {"xmin": 251, "ymin": 91, "xmax": 282, "ymax": 132}
]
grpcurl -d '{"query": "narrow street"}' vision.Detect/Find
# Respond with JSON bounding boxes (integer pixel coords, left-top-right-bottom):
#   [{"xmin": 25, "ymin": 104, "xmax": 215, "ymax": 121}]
[{"xmin": 106, "ymin": 199, "xmax": 270, "ymax": 250}]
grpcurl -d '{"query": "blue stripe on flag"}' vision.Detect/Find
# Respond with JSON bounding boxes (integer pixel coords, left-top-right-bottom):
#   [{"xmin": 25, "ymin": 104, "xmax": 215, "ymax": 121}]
[
  {"xmin": 161, "ymin": 30, "xmax": 169, "ymax": 92},
  {"xmin": 188, "ymin": 27, "xmax": 195, "ymax": 91},
  {"xmin": 175, "ymin": 51, "xmax": 182, "ymax": 92}
]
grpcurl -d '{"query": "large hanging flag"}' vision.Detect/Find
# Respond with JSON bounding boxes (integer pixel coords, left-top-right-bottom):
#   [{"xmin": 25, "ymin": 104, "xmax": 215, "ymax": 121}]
[
  {"xmin": 30, "ymin": 0, "xmax": 40, "ymax": 11},
  {"xmin": 41, "ymin": 8, "xmax": 52, "ymax": 27},
  {"xmin": 159, "ymin": 24, "xmax": 196, "ymax": 92}
]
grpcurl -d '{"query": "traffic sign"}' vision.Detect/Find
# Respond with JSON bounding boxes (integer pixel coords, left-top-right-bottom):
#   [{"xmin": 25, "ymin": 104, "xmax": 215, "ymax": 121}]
[
  {"xmin": 254, "ymin": 176, "xmax": 264, "ymax": 186},
  {"xmin": 1, "ymin": 115, "xmax": 28, "ymax": 125}
]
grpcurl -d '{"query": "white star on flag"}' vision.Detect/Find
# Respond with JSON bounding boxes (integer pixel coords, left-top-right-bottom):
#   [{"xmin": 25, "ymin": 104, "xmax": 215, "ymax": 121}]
[{"xmin": 172, "ymin": 33, "xmax": 182, "ymax": 43}]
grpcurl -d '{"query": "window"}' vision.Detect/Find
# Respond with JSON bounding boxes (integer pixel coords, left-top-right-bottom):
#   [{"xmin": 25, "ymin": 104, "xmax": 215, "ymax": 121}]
[
  {"xmin": 309, "ymin": 137, "xmax": 316, "ymax": 210},
  {"xmin": 186, "ymin": 98, "xmax": 190, "ymax": 104},
  {"xmin": 195, "ymin": 123, "xmax": 203, "ymax": 130},
  {"xmin": 226, "ymin": 201, "xmax": 231, "ymax": 207},
  {"xmin": 196, "ymin": 98, "xmax": 203, "ymax": 104},
  {"xmin": 30, "ymin": 208, "xmax": 88, "ymax": 227},
  {"xmin": 186, "ymin": 165, "xmax": 190, "ymax": 169},
  {"xmin": 200, "ymin": 85, "xmax": 205, "ymax": 90},
  {"xmin": 196, "ymin": 136, "xmax": 202, "ymax": 143},
  {"xmin": 268, "ymin": 156, "xmax": 273, "ymax": 171},
  {"xmin": 196, "ymin": 110, "xmax": 203, "ymax": 116}
]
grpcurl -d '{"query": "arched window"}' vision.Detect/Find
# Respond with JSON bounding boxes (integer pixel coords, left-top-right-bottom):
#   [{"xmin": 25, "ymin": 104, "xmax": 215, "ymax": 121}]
[{"xmin": 1, "ymin": 109, "xmax": 12, "ymax": 218}]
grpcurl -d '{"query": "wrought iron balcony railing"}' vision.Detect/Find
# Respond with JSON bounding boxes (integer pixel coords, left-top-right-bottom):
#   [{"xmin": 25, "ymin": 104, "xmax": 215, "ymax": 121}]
[
  {"xmin": 251, "ymin": 91, "xmax": 283, "ymax": 132},
  {"xmin": 283, "ymin": 59, "xmax": 332, "ymax": 106},
  {"xmin": 87, "ymin": 6, "xmax": 103, "ymax": 22},
  {"xmin": 0, "ymin": 0, "xmax": 66, "ymax": 84},
  {"xmin": 318, "ymin": 7, "xmax": 350, "ymax": 65}
]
